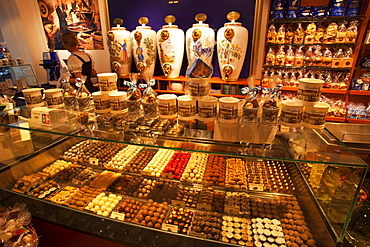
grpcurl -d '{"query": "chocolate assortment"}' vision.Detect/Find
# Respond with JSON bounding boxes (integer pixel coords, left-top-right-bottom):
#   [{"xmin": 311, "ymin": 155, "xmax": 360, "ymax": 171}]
[
  {"xmin": 28, "ymin": 180, "xmax": 60, "ymax": 199},
  {"xmin": 174, "ymin": 186, "xmax": 200, "ymax": 208},
  {"xmin": 133, "ymin": 199, "xmax": 170, "ymax": 229},
  {"xmin": 114, "ymin": 198, "xmax": 144, "ymax": 222},
  {"xmin": 165, "ymin": 207, "xmax": 193, "ymax": 234},
  {"xmin": 191, "ymin": 211, "xmax": 222, "ymax": 240},
  {"xmin": 221, "ymin": 216, "xmax": 253, "ymax": 245}
]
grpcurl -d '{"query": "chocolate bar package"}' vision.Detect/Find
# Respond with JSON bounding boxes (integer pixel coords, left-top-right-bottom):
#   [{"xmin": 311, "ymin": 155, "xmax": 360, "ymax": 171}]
[
  {"xmin": 299, "ymin": 6, "xmax": 313, "ymax": 17},
  {"xmin": 313, "ymin": 5, "xmax": 329, "ymax": 17},
  {"xmin": 285, "ymin": 0, "xmax": 301, "ymax": 18},
  {"xmin": 185, "ymin": 58, "xmax": 213, "ymax": 78},
  {"xmin": 346, "ymin": 0, "xmax": 361, "ymax": 16},
  {"xmin": 329, "ymin": 0, "xmax": 347, "ymax": 16},
  {"xmin": 271, "ymin": 0, "xmax": 286, "ymax": 18}
]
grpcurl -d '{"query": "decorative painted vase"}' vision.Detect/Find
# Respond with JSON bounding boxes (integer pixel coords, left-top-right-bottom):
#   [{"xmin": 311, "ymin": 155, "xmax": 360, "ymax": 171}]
[
  {"xmin": 185, "ymin": 13, "xmax": 215, "ymax": 72},
  {"xmin": 156, "ymin": 15, "xmax": 185, "ymax": 78},
  {"xmin": 131, "ymin": 17, "xmax": 157, "ymax": 78},
  {"xmin": 217, "ymin": 11, "xmax": 248, "ymax": 81},
  {"xmin": 107, "ymin": 18, "xmax": 132, "ymax": 76}
]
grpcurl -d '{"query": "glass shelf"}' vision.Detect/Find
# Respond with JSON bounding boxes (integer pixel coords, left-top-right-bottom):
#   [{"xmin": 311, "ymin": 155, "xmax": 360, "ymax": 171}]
[
  {"xmin": 269, "ymin": 16, "xmax": 365, "ymax": 24},
  {"xmin": 264, "ymin": 65, "xmax": 352, "ymax": 71},
  {"xmin": 266, "ymin": 43, "xmax": 358, "ymax": 47}
]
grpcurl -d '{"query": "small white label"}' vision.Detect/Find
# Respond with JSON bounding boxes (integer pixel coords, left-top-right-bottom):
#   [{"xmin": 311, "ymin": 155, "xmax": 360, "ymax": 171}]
[
  {"xmin": 249, "ymin": 183, "xmax": 264, "ymax": 191},
  {"xmin": 161, "ymin": 172, "xmax": 173, "ymax": 179},
  {"xmin": 162, "ymin": 223, "xmax": 178, "ymax": 233},
  {"xmin": 197, "ymin": 203, "xmax": 212, "ymax": 211},
  {"xmin": 89, "ymin": 157, "xmax": 99, "ymax": 166},
  {"xmin": 171, "ymin": 200, "xmax": 186, "ymax": 208},
  {"xmin": 111, "ymin": 211, "xmax": 125, "ymax": 221}
]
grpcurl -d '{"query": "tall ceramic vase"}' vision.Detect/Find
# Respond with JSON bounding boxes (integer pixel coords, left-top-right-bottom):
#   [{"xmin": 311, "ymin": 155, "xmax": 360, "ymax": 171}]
[
  {"xmin": 131, "ymin": 17, "xmax": 157, "ymax": 78},
  {"xmin": 156, "ymin": 15, "xmax": 184, "ymax": 78},
  {"xmin": 186, "ymin": 13, "xmax": 215, "ymax": 70},
  {"xmin": 107, "ymin": 18, "xmax": 132, "ymax": 76},
  {"xmin": 217, "ymin": 11, "xmax": 248, "ymax": 81}
]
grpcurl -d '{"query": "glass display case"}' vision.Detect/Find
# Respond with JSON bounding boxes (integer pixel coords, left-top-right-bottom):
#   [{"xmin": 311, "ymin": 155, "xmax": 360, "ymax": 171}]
[{"xmin": 0, "ymin": 108, "xmax": 368, "ymax": 247}]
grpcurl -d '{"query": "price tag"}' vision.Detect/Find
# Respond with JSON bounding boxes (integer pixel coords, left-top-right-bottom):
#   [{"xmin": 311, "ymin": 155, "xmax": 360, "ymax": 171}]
[
  {"xmin": 190, "ymin": 232, "xmax": 207, "ymax": 238},
  {"xmin": 197, "ymin": 203, "xmax": 212, "ymax": 211},
  {"xmin": 171, "ymin": 200, "xmax": 186, "ymax": 208},
  {"xmin": 224, "ymin": 205, "xmax": 240, "ymax": 215},
  {"xmin": 249, "ymin": 183, "xmax": 264, "ymax": 191},
  {"xmin": 89, "ymin": 157, "xmax": 99, "ymax": 166},
  {"xmin": 161, "ymin": 172, "xmax": 173, "ymax": 179},
  {"xmin": 110, "ymin": 211, "xmax": 125, "ymax": 221},
  {"xmin": 141, "ymin": 171, "xmax": 151, "ymax": 176},
  {"xmin": 161, "ymin": 223, "xmax": 178, "ymax": 233},
  {"xmin": 5, "ymin": 79, "xmax": 13, "ymax": 88}
]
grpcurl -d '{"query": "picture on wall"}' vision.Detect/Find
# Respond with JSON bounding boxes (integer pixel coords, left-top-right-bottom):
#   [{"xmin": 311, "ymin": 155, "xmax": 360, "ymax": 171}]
[{"xmin": 37, "ymin": 0, "xmax": 104, "ymax": 50}]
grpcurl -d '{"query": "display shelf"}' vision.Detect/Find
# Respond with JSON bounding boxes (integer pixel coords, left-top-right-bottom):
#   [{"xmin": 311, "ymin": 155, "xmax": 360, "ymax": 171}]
[
  {"xmin": 326, "ymin": 116, "xmax": 346, "ymax": 122},
  {"xmin": 266, "ymin": 43, "xmax": 358, "ymax": 47},
  {"xmin": 347, "ymin": 118, "xmax": 370, "ymax": 124},
  {"xmin": 354, "ymin": 67, "xmax": 370, "ymax": 71},
  {"xmin": 349, "ymin": 90, "xmax": 370, "ymax": 95},
  {"xmin": 279, "ymin": 87, "xmax": 347, "ymax": 94},
  {"xmin": 264, "ymin": 65, "xmax": 352, "ymax": 71},
  {"xmin": 268, "ymin": 16, "xmax": 365, "ymax": 24}
]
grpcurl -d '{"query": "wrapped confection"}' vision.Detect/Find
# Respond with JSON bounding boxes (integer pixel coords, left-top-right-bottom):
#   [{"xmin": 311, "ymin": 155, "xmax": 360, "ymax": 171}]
[
  {"xmin": 285, "ymin": 45, "xmax": 295, "ymax": 66},
  {"xmin": 332, "ymin": 48, "xmax": 344, "ymax": 67},
  {"xmin": 241, "ymin": 78, "xmax": 260, "ymax": 124},
  {"xmin": 323, "ymin": 22, "xmax": 338, "ymax": 44},
  {"xmin": 275, "ymin": 46, "xmax": 285, "ymax": 66},
  {"xmin": 285, "ymin": 26, "xmax": 294, "ymax": 44},
  {"xmin": 261, "ymin": 83, "xmax": 281, "ymax": 125},
  {"xmin": 314, "ymin": 24, "xmax": 325, "ymax": 43},
  {"xmin": 344, "ymin": 48, "xmax": 354, "ymax": 68},
  {"xmin": 293, "ymin": 23, "xmax": 305, "ymax": 44},
  {"xmin": 303, "ymin": 46, "xmax": 314, "ymax": 67},
  {"xmin": 304, "ymin": 23, "xmax": 316, "ymax": 44},
  {"xmin": 141, "ymin": 76, "xmax": 158, "ymax": 119},
  {"xmin": 346, "ymin": 20, "xmax": 358, "ymax": 43},
  {"xmin": 265, "ymin": 47, "xmax": 276, "ymax": 66},
  {"xmin": 336, "ymin": 22, "xmax": 347, "ymax": 43},
  {"xmin": 276, "ymin": 25, "xmax": 286, "ymax": 44},
  {"xmin": 294, "ymin": 46, "xmax": 304, "ymax": 67},
  {"xmin": 126, "ymin": 73, "xmax": 142, "ymax": 116},
  {"xmin": 312, "ymin": 45, "xmax": 323, "ymax": 67},
  {"xmin": 322, "ymin": 47, "xmax": 333, "ymax": 67},
  {"xmin": 267, "ymin": 24, "xmax": 277, "ymax": 43}
]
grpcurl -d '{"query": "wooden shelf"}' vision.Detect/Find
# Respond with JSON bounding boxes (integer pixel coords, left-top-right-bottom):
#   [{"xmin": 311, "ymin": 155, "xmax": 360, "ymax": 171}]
[
  {"xmin": 349, "ymin": 90, "xmax": 370, "ymax": 95},
  {"xmin": 268, "ymin": 16, "xmax": 365, "ymax": 24},
  {"xmin": 347, "ymin": 119, "xmax": 370, "ymax": 124},
  {"xmin": 266, "ymin": 43, "xmax": 357, "ymax": 47},
  {"xmin": 210, "ymin": 93, "xmax": 245, "ymax": 99},
  {"xmin": 322, "ymin": 89, "xmax": 347, "ymax": 94},
  {"xmin": 280, "ymin": 87, "xmax": 298, "ymax": 91},
  {"xmin": 326, "ymin": 116, "xmax": 346, "ymax": 122},
  {"xmin": 264, "ymin": 65, "xmax": 351, "ymax": 71}
]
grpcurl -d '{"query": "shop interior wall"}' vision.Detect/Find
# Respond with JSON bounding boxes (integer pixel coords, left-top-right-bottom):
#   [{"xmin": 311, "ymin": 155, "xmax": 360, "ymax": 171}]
[
  {"xmin": 108, "ymin": 0, "xmax": 258, "ymax": 79},
  {"xmin": 0, "ymin": 0, "xmax": 111, "ymax": 85}
]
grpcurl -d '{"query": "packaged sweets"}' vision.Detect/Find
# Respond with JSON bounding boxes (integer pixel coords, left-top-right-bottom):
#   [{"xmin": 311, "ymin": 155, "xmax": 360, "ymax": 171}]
[
  {"xmin": 276, "ymin": 25, "xmax": 286, "ymax": 44},
  {"xmin": 294, "ymin": 45, "xmax": 304, "ymax": 67},
  {"xmin": 265, "ymin": 47, "xmax": 276, "ymax": 66},
  {"xmin": 314, "ymin": 24, "xmax": 325, "ymax": 43},
  {"xmin": 303, "ymin": 46, "xmax": 314, "ymax": 67},
  {"xmin": 344, "ymin": 47, "xmax": 354, "ymax": 68},
  {"xmin": 323, "ymin": 22, "xmax": 338, "ymax": 44},
  {"xmin": 346, "ymin": 0, "xmax": 362, "ymax": 16},
  {"xmin": 270, "ymin": 0, "xmax": 286, "ymax": 19},
  {"xmin": 312, "ymin": 45, "xmax": 323, "ymax": 67},
  {"xmin": 285, "ymin": 0, "xmax": 301, "ymax": 18},
  {"xmin": 330, "ymin": 0, "xmax": 346, "ymax": 16},
  {"xmin": 141, "ymin": 77, "xmax": 158, "ymax": 119},
  {"xmin": 299, "ymin": 6, "xmax": 313, "ymax": 17},
  {"xmin": 313, "ymin": 5, "xmax": 329, "ymax": 17},
  {"xmin": 285, "ymin": 26, "xmax": 294, "ymax": 43},
  {"xmin": 126, "ymin": 73, "xmax": 142, "ymax": 116},
  {"xmin": 275, "ymin": 46, "xmax": 286, "ymax": 66},
  {"xmin": 241, "ymin": 83, "xmax": 260, "ymax": 124},
  {"xmin": 332, "ymin": 48, "xmax": 344, "ymax": 67},
  {"xmin": 267, "ymin": 24, "xmax": 277, "ymax": 43},
  {"xmin": 261, "ymin": 84, "xmax": 281, "ymax": 125},
  {"xmin": 294, "ymin": 23, "xmax": 305, "ymax": 44},
  {"xmin": 322, "ymin": 47, "xmax": 333, "ymax": 67},
  {"xmin": 346, "ymin": 20, "xmax": 358, "ymax": 43},
  {"xmin": 304, "ymin": 23, "xmax": 316, "ymax": 44},
  {"xmin": 285, "ymin": 46, "xmax": 295, "ymax": 66},
  {"xmin": 336, "ymin": 22, "xmax": 347, "ymax": 43}
]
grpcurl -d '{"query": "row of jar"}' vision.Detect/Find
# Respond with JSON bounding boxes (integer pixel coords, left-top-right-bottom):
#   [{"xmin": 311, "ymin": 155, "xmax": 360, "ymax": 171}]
[
  {"xmin": 262, "ymin": 68, "xmax": 350, "ymax": 90},
  {"xmin": 267, "ymin": 21, "xmax": 358, "ymax": 45},
  {"xmin": 265, "ymin": 45, "xmax": 354, "ymax": 68},
  {"xmin": 108, "ymin": 12, "xmax": 248, "ymax": 81}
]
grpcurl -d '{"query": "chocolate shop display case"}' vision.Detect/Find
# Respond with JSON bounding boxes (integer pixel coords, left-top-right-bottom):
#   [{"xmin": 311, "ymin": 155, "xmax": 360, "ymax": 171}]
[{"xmin": 0, "ymin": 113, "xmax": 368, "ymax": 247}]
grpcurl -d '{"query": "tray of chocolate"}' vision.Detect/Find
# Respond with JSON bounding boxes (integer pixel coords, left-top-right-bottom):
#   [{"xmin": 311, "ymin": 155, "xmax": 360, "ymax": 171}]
[
  {"xmin": 108, "ymin": 174, "xmax": 142, "ymax": 195},
  {"xmin": 225, "ymin": 158, "xmax": 248, "ymax": 189},
  {"xmin": 224, "ymin": 192, "xmax": 251, "ymax": 216},
  {"xmin": 190, "ymin": 211, "xmax": 223, "ymax": 241},
  {"xmin": 111, "ymin": 197, "xmax": 145, "ymax": 223},
  {"xmin": 64, "ymin": 186, "xmax": 103, "ymax": 210},
  {"xmin": 276, "ymin": 196, "xmax": 317, "ymax": 247},
  {"xmin": 70, "ymin": 167, "xmax": 100, "ymax": 185},
  {"xmin": 89, "ymin": 170, "xmax": 121, "ymax": 190},
  {"xmin": 47, "ymin": 185, "xmax": 80, "ymax": 205},
  {"xmin": 131, "ymin": 178, "xmax": 158, "ymax": 199},
  {"xmin": 220, "ymin": 215, "xmax": 253, "ymax": 246},
  {"xmin": 123, "ymin": 148, "xmax": 158, "ymax": 174},
  {"xmin": 62, "ymin": 140, "xmax": 125, "ymax": 167},
  {"xmin": 265, "ymin": 160, "xmax": 296, "ymax": 194},
  {"xmin": 245, "ymin": 161, "xmax": 270, "ymax": 192},
  {"xmin": 147, "ymin": 178, "xmax": 179, "ymax": 203},
  {"xmin": 172, "ymin": 186, "xmax": 201, "ymax": 209},
  {"xmin": 251, "ymin": 217, "xmax": 286, "ymax": 247},
  {"xmin": 163, "ymin": 207, "xmax": 194, "ymax": 234},
  {"xmin": 51, "ymin": 163, "xmax": 86, "ymax": 184},
  {"xmin": 249, "ymin": 196, "xmax": 280, "ymax": 219},
  {"xmin": 27, "ymin": 180, "xmax": 61, "ymax": 199},
  {"xmin": 132, "ymin": 199, "xmax": 171, "ymax": 229},
  {"xmin": 197, "ymin": 187, "xmax": 225, "ymax": 214},
  {"xmin": 202, "ymin": 154, "xmax": 226, "ymax": 187},
  {"xmin": 84, "ymin": 192, "xmax": 123, "ymax": 217},
  {"xmin": 104, "ymin": 145, "xmax": 144, "ymax": 171}
]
